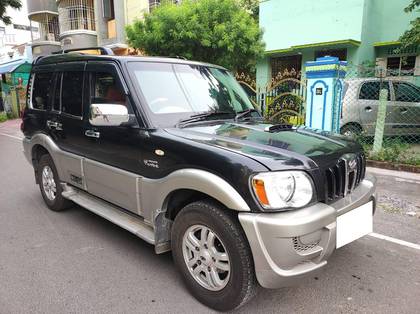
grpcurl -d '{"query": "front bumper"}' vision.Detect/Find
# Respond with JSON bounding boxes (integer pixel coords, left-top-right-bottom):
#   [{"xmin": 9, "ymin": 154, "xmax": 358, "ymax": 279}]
[{"xmin": 239, "ymin": 174, "xmax": 376, "ymax": 289}]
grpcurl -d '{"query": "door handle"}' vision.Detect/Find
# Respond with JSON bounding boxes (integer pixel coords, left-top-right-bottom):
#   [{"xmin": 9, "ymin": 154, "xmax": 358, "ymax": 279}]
[
  {"xmin": 85, "ymin": 130, "xmax": 100, "ymax": 138},
  {"xmin": 47, "ymin": 120, "xmax": 63, "ymax": 130},
  {"xmin": 365, "ymin": 106, "xmax": 372, "ymax": 112}
]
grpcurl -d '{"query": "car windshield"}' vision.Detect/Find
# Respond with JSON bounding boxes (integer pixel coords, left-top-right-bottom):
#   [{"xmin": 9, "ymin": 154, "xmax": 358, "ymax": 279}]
[{"xmin": 127, "ymin": 61, "xmax": 255, "ymax": 127}]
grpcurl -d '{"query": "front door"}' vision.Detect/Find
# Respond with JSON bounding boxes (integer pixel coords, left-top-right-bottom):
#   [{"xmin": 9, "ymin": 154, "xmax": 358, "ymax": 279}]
[
  {"xmin": 81, "ymin": 61, "xmax": 145, "ymax": 215},
  {"xmin": 391, "ymin": 81, "xmax": 420, "ymax": 136}
]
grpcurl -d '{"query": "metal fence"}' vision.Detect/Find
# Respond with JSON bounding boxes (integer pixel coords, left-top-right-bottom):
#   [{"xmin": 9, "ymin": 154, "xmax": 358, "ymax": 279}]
[
  {"xmin": 340, "ymin": 65, "xmax": 420, "ymax": 166},
  {"xmin": 238, "ymin": 65, "xmax": 420, "ymax": 166}
]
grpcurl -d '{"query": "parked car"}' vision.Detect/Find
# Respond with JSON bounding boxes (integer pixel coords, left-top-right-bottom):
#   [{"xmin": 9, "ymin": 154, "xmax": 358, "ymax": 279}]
[
  {"xmin": 22, "ymin": 48, "xmax": 376, "ymax": 311},
  {"xmin": 341, "ymin": 78, "xmax": 420, "ymax": 137}
]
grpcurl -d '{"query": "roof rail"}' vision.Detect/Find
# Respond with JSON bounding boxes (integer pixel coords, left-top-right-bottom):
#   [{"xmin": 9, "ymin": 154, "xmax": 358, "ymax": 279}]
[{"xmin": 52, "ymin": 47, "xmax": 114, "ymax": 55}]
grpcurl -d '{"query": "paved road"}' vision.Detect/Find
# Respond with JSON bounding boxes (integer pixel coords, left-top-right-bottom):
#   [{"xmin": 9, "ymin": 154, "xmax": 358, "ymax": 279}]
[{"xmin": 1, "ymin": 120, "xmax": 419, "ymax": 314}]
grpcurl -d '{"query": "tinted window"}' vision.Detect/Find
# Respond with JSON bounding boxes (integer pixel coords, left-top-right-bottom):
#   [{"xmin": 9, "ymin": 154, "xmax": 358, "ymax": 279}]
[
  {"xmin": 31, "ymin": 72, "xmax": 54, "ymax": 110},
  {"xmin": 393, "ymin": 82, "xmax": 420, "ymax": 102},
  {"xmin": 359, "ymin": 81, "xmax": 390, "ymax": 100},
  {"xmin": 52, "ymin": 73, "xmax": 62, "ymax": 111},
  {"xmin": 91, "ymin": 71, "xmax": 127, "ymax": 105},
  {"xmin": 61, "ymin": 71, "xmax": 84, "ymax": 116}
]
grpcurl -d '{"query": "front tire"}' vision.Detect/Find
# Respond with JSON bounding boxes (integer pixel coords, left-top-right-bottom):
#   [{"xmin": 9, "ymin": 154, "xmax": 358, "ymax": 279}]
[
  {"xmin": 37, "ymin": 154, "xmax": 72, "ymax": 212},
  {"xmin": 171, "ymin": 200, "xmax": 257, "ymax": 311}
]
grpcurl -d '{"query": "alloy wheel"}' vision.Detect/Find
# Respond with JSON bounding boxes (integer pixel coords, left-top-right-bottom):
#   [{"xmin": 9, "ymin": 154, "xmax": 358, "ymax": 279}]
[{"xmin": 182, "ymin": 224, "xmax": 231, "ymax": 291}]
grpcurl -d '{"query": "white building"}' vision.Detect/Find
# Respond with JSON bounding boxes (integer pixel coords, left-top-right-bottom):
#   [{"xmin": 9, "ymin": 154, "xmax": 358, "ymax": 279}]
[{"xmin": 0, "ymin": 1, "xmax": 36, "ymax": 63}]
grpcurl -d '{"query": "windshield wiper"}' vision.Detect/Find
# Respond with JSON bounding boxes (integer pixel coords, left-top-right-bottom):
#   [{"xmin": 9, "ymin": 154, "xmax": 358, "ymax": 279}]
[
  {"xmin": 177, "ymin": 111, "xmax": 235, "ymax": 127},
  {"xmin": 234, "ymin": 108, "xmax": 261, "ymax": 121}
]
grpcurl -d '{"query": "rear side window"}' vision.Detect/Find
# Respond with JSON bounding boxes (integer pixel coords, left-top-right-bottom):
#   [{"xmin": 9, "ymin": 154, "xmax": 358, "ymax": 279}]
[
  {"xmin": 359, "ymin": 81, "xmax": 390, "ymax": 100},
  {"xmin": 52, "ymin": 73, "xmax": 62, "ymax": 111},
  {"xmin": 31, "ymin": 72, "xmax": 54, "ymax": 110},
  {"xmin": 393, "ymin": 82, "xmax": 420, "ymax": 102},
  {"xmin": 61, "ymin": 71, "xmax": 84, "ymax": 117}
]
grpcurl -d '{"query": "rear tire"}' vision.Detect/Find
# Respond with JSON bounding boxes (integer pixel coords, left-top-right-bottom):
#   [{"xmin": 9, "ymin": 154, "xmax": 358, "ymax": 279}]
[
  {"xmin": 37, "ymin": 154, "xmax": 72, "ymax": 212},
  {"xmin": 171, "ymin": 200, "xmax": 257, "ymax": 311}
]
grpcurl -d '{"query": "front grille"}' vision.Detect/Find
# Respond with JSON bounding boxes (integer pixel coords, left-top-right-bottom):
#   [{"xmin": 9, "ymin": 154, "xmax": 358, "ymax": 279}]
[{"xmin": 324, "ymin": 153, "xmax": 365, "ymax": 203}]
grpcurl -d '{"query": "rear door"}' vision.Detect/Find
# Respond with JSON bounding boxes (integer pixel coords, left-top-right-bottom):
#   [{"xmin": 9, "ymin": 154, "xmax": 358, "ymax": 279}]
[
  {"xmin": 25, "ymin": 66, "xmax": 55, "ymax": 135},
  {"xmin": 391, "ymin": 81, "xmax": 420, "ymax": 136},
  {"xmin": 47, "ymin": 62, "xmax": 88, "ymax": 188},
  {"xmin": 358, "ymin": 80, "xmax": 392, "ymax": 135}
]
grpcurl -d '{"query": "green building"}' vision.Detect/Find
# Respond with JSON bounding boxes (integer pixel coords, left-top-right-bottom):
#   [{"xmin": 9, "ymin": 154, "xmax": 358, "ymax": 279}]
[{"xmin": 256, "ymin": 0, "xmax": 419, "ymax": 88}]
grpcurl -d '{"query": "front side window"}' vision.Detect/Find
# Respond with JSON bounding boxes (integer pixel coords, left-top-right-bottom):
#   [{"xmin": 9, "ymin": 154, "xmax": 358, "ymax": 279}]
[
  {"xmin": 359, "ymin": 81, "xmax": 390, "ymax": 101},
  {"xmin": 31, "ymin": 72, "xmax": 54, "ymax": 110},
  {"xmin": 91, "ymin": 71, "xmax": 127, "ymax": 105},
  {"xmin": 129, "ymin": 62, "xmax": 254, "ymax": 127},
  {"xmin": 61, "ymin": 71, "xmax": 84, "ymax": 117}
]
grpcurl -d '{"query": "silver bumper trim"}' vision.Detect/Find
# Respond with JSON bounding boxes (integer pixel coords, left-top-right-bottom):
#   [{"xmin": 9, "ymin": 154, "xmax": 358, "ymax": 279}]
[{"xmin": 239, "ymin": 175, "xmax": 376, "ymax": 289}]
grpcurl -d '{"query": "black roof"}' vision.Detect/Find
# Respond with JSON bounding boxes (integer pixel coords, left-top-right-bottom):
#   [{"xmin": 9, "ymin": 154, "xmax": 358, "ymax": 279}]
[{"xmin": 34, "ymin": 53, "xmax": 226, "ymax": 70}]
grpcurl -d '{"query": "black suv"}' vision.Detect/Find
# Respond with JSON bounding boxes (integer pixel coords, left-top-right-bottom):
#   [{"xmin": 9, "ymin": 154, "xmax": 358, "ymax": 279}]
[{"xmin": 22, "ymin": 49, "xmax": 376, "ymax": 311}]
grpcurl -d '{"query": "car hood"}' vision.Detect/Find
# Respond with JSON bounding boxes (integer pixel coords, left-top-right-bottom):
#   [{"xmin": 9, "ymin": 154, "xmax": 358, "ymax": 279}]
[{"xmin": 165, "ymin": 121, "xmax": 362, "ymax": 171}]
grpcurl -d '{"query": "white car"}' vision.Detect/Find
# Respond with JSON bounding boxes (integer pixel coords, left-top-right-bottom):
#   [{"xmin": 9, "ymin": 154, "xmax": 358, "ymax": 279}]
[{"xmin": 341, "ymin": 78, "xmax": 420, "ymax": 137}]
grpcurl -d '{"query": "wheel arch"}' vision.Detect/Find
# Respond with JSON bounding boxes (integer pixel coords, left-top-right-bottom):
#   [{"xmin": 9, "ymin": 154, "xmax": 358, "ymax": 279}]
[
  {"xmin": 142, "ymin": 169, "xmax": 250, "ymax": 222},
  {"xmin": 31, "ymin": 144, "xmax": 52, "ymax": 184},
  {"xmin": 25, "ymin": 133, "xmax": 66, "ymax": 183},
  {"xmin": 163, "ymin": 189, "xmax": 225, "ymax": 221},
  {"xmin": 340, "ymin": 122, "xmax": 363, "ymax": 135}
]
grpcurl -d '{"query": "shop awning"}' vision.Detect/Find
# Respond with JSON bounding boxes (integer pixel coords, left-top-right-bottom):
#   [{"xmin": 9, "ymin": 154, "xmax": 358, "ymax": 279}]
[{"xmin": 0, "ymin": 59, "xmax": 30, "ymax": 74}]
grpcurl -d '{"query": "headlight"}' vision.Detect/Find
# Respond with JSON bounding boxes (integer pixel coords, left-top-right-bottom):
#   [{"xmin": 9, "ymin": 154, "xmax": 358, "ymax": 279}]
[{"xmin": 251, "ymin": 171, "xmax": 314, "ymax": 210}]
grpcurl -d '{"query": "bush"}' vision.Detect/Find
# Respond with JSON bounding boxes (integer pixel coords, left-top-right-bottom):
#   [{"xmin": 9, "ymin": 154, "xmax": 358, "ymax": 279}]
[
  {"xmin": 0, "ymin": 111, "xmax": 7, "ymax": 123},
  {"xmin": 362, "ymin": 140, "xmax": 420, "ymax": 166}
]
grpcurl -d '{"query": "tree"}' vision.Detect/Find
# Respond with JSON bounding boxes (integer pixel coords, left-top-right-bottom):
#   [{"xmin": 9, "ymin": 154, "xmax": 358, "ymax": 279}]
[
  {"xmin": 0, "ymin": 0, "xmax": 21, "ymax": 25},
  {"xmin": 126, "ymin": 0, "xmax": 265, "ymax": 71},
  {"xmin": 237, "ymin": 0, "xmax": 259, "ymax": 20},
  {"xmin": 399, "ymin": 0, "xmax": 420, "ymax": 49}
]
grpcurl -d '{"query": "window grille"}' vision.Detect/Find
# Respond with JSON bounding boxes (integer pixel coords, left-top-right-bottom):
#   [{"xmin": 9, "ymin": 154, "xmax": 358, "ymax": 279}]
[
  {"xmin": 58, "ymin": 0, "xmax": 96, "ymax": 33},
  {"xmin": 31, "ymin": 14, "xmax": 60, "ymax": 42}
]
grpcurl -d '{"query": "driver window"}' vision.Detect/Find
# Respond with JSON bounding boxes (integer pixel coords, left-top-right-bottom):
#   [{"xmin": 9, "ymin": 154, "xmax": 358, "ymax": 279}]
[{"xmin": 91, "ymin": 71, "xmax": 128, "ymax": 108}]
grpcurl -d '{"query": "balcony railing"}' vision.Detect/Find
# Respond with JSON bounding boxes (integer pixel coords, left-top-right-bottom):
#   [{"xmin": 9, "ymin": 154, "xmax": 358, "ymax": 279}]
[
  {"xmin": 30, "ymin": 14, "xmax": 60, "ymax": 42},
  {"xmin": 58, "ymin": 0, "xmax": 96, "ymax": 33}
]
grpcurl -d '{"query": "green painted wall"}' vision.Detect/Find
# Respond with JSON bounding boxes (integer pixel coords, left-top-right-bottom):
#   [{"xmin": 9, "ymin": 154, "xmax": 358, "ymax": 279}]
[
  {"xmin": 260, "ymin": 0, "xmax": 365, "ymax": 52},
  {"xmin": 257, "ymin": 0, "xmax": 418, "ymax": 88}
]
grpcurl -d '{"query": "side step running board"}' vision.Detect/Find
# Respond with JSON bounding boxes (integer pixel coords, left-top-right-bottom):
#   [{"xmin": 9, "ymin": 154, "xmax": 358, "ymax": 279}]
[{"xmin": 62, "ymin": 185, "xmax": 155, "ymax": 245}]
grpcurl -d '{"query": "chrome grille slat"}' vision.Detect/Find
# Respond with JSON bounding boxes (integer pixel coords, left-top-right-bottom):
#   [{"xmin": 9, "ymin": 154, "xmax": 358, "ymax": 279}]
[{"xmin": 324, "ymin": 153, "xmax": 365, "ymax": 203}]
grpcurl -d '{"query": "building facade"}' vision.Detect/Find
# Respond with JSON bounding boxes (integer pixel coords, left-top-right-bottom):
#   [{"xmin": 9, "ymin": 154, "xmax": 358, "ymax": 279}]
[
  {"xmin": 0, "ymin": 1, "xmax": 34, "ymax": 115},
  {"xmin": 28, "ymin": 0, "xmax": 157, "ymax": 56},
  {"xmin": 27, "ymin": 0, "xmax": 60, "ymax": 56},
  {"xmin": 257, "ymin": 0, "xmax": 420, "ymax": 88},
  {"xmin": 28, "ymin": 0, "xmax": 98, "ymax": 54},
  {"xmin": 94, "ymin": 0, "xmax": 150, "ymax": 55}
]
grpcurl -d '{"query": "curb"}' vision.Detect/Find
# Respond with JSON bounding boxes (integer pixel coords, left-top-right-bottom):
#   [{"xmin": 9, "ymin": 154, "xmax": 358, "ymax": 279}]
[{"xmin": 366, "ymin": 160, "xmax": 420, "ymax": 174}]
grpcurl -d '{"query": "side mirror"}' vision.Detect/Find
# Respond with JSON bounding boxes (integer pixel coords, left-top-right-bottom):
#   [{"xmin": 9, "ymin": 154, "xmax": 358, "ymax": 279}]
[{"xmin": 90, "ymin": 103, "xmax": 129, "ymax": 126}]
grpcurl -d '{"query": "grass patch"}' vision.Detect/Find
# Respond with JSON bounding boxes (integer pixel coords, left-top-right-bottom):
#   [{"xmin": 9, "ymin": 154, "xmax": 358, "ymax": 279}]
[
  {"xmin": 361, "ymin": 139, "xmax": 420, "ymax": 166},
  {"xmin": 0, "ymin": 111, "xmax": 8, "ymax": 123}
]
